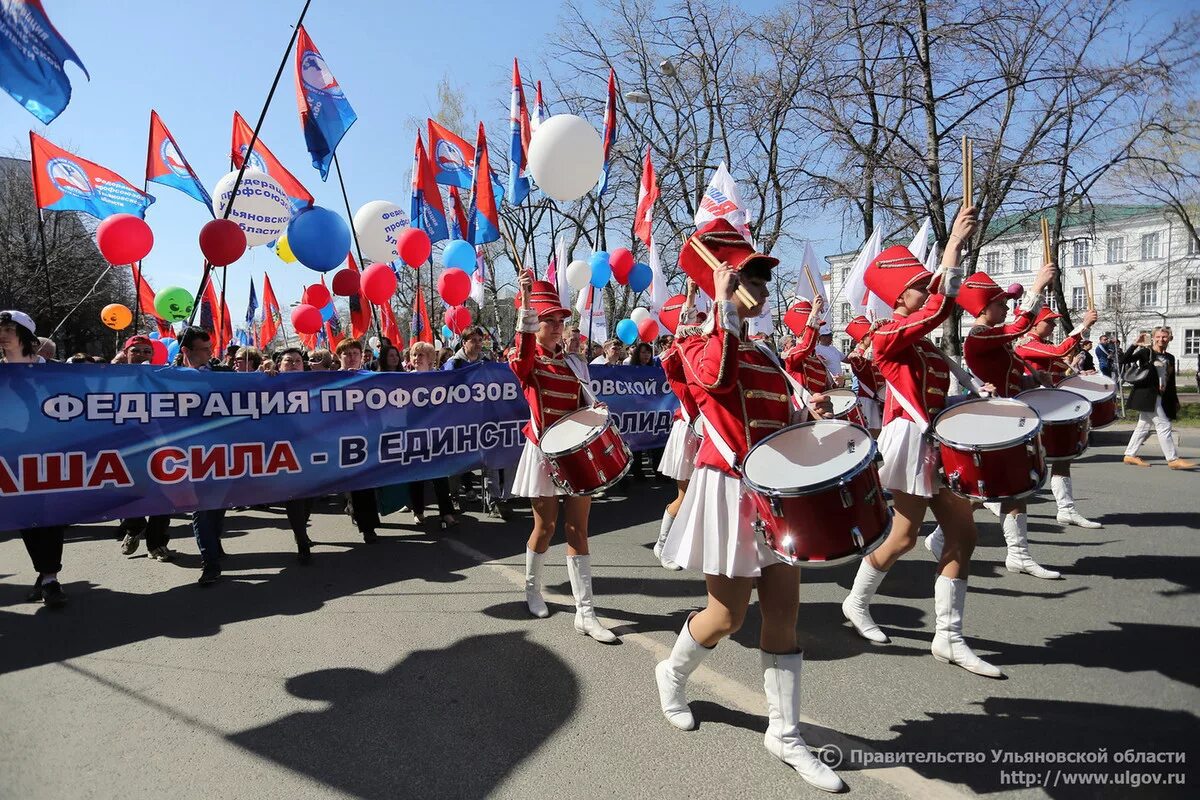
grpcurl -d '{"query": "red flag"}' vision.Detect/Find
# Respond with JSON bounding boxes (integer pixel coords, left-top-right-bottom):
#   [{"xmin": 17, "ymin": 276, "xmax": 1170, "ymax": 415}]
[
  {"xmin": 597, "ymin": 68, "xmax": 617, "ymax": 196},
  {"xmin": 133, "ymin": 268, "xmax": 172, "ymax": 337},
  {"xmin": 324, "ymin": 320, "xmax": 344, "ymax": 352},
  {"xmin": 261, "ymin": 273, "xmax": 282, "ymax": 345},
  {"xmin": 466, "ymin": 122, "xmax": 500, "ymax": 245},
  {"xmin": 448, "ymin": 186, "xmax": 469, "ymax": 240},
  {"xmin": 231, "ymin": 111, "xmax": 314, "ymax": 212},
  {"xmin": 411, "ymin": 287, "xmax": 433, "ymax": 344},
  {"xmin": 29, "ymin": 131, "xmax": 154, "ymax": 219},
  {"xmin": 427, "ymin": 118, "xmax": 475, "ymax": 189},
  {"xmin": 380, "ymin": 297, "xmax": 402, "ymax": 346},
  {"xmin": 345, "ymin": 253, "xmax": 373, "ymax": 338},
  {"xmin": 146, "ymin": 110, "xmax": 212, "ymax": 212},
  {"xmin": 635, "ymin": 147, "xmax": 659, "ymax": 247}
]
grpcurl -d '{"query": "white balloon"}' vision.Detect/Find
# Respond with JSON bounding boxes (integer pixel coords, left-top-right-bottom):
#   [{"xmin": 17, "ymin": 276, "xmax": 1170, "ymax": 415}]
[
  {"xmin": 565, "ymin": 259, "xmax": 592, "ymax": 290},
  {"xmin": 213, "ymin": 169, "xmax": 290, "ymax": 247},
  {"xmin": 368, "ymin": 336, "xmax": 381, "ymax": 350},
  {"xmin": 630, "ymin": 307, "xmax": 651, "ymax": 325},
  {"xmin": 527, "ymin": 114, "xmax": 604, "ymax": 202},
  {"xmin": 353, "ymin": 200, "xmax": 410, "ymax": 264}
]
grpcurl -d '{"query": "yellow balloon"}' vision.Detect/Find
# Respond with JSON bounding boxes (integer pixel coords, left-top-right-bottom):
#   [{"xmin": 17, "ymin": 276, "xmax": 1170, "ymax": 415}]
[
  {"xmin": 275, "ymin": 234, "xmax": 297, "ymax": 264},
  {"xmin": 101, "ymin": 303, "xmax": 133, "ymax": 330}
]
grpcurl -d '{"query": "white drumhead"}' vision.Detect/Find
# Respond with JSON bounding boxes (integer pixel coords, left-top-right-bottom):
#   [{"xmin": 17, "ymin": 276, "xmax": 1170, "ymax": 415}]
[
  {"xmin": 1017, "ymin": 388, "xmax": 1090, "ymax": 422},
  {"xmin": 1060, "ymin": 373, "xmax": 1116, "ymax": 402},
  {"xmin": 934, "ymin": 397, "xmax": 1038, "ymax": 447},
  {"xmin": 540, "ymin": 406, "xmax": 608, "ymax": 455},
  {"xmin": 825, "ymin": 389, "xmax": 858, "ymax": 415},
  {"xmin": 743, "ymin": 420, "xmax": 871, "ymax": 489}
]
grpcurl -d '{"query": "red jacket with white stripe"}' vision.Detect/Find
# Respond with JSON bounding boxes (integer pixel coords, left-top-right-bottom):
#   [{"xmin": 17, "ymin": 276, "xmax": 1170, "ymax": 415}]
[
  {"xmin": 871, "ymin": 294, "xmax": 953, "ymax": 426},
  {"xmin": 782, "ymin": 323, "xmax": 830, "ymax": 393},
  {"xmin": 509, "ymin": 309, "xmax": 588, "ymax": 444}
]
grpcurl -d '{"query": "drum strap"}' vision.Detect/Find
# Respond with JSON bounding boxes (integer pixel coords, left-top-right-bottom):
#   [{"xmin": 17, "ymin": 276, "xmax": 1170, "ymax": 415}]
[
  {"xmin": 753, "ymin": 342, "xmax": 813, "ymax": 417},
  {"xmin": 884, "ymin": 379, "xmax": 931, "ymax": 434},
  {"xmin": 563, "ymin": 354, "xmax": 597, "ymax": 406},
  {"xmin": 698, "ymin": 413, "xmax": 741, "ymax": 472}
]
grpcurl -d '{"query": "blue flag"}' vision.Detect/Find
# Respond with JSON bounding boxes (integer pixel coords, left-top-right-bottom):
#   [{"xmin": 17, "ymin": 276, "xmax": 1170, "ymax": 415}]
[
  {"xmin": 245, "ymin": 278, "xmax": 259, "ymax": 330},
  {"xmin": 0, "ymin": 1, "xmax": 88, "ymax": 124},
  {"xmin": 294, "ymin": 25, "xmax": 356, "ymax": 180}
]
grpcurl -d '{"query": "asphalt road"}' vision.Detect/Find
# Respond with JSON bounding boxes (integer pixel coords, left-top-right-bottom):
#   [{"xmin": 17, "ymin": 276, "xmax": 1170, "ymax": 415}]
[{"xmin": 1, "ymin": 427, "xmax": 1197, "ymax": 800}]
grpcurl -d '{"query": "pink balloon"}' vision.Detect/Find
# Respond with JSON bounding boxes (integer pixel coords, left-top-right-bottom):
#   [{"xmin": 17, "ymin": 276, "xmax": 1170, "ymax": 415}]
[
  {"xmin": 96, "ymin": 214, "xmax": 153, "ymax": 265},
  {"xmin": 291, "ymin": 304, "xmax": 323, "ymax": 335},
  {"xmin": 360, "ymin": 262, "xmax": 398, "ymax": 304},
  {"xmin": 331, "ymin": 268, "xmax": 360, "ymax": 296},
  {"xmin": 397, "ymin": 227, "xmax": 432, "ymax": 268},
  {"xmin": 438, "ymin": 268, "xmax": 471, "ymax": 307},
  {"xmin": 302, "ymin": 283, "xmax": 332, "ymax": 309},
  {"xmin": 610, "ymin": 248, "xmax": 635, "ymax": 284},
  {"xmin": 198, "ymin": 219, "xmax": 247, "ymax": 266}
]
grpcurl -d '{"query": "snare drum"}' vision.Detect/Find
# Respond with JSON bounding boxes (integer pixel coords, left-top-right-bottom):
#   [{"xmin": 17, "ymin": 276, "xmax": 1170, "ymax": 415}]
[
  {"xmin": 1059, "ymin": 373, "xmax": 1119, "ymax": 429},
  {"xmin": 1017, "ymin": 388, "xmax": 1091, "ymax": 462},
  {"xmin": 825, "ymin": 388, "xmax": 867, "ymax": 427},
  {"xmin": 742, "ymin": 419, "xmax": 890, "ymax": 567},
  {"xmin": 540, "ymin": 406, "xmax": 631, "ymax": 495},
  {"xmin": 931, "ymin": 397, "xmax": 1046, "ymax": 502}
]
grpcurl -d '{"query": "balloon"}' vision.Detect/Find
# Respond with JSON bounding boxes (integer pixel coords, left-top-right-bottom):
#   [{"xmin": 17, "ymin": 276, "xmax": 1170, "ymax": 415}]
[
  {"xmin": 302, "ymin": 283, "xmax": 332, "ymax": 309},
  {"xmin": 149, "ymin": 339, "xmax": 168, "ymax": 365},
  {"xmin": 198, "ymin": 218, "xmax": 247, "ymax": 266},
  {"xmin": 290, "ymin": 304, "xmax": 323, "ymax": 335},
  {"xmin": 628, "ymin": 262, "xmax": 653, "ymax": 293},
  {"xmin": 438, "ymin": 268, "xmax": 471, "ymax": 306},
  {"xmin": 630, "ymin": 307, "xmax": 651, "ymax": 325},
  {"xmin": 360, "ymin": 262, "xmax": 398, "ymax": 304},
  {"xmin": 527, "ymin": 114, "xmax": 604, "ymax": 202},
  {"xmin": 148, "ymin": 331, "xmax": 161, "ymax": 340},
  {"xmin": 331, "ymin": 268, "xmax": 360, "ymax": 296},
  {"xmin": 589, "ymin": 251, "xmax": 611, "ymax": 288},
  {"xmin": 442, "ymin": 239, "xmax": 476, "ymax": 273},
  {"xmin": 445, "ymin": 305, "xmax": 472, "ymax": 334},
  {"xmin": 615, "ymin": 318, "xmax": 639, "ymax": 346},
  {"xmin": 565, "ymin": 260, "xmax": 592, "ymax": 290},
  {"xmin": 610, "ymin": 248, "xmax": 635, "ymax": 283},
  {"xmin": 638, "ymin": 318, "xmax": 660, "ymax": 342},
  {"xmin": 165, "ymin": 340, "xmax": 180, "ymax": 362},
  {"xmin": 214, "ymin": 169, "xmax": 291, "ymax": 247},
  {"xmin": 397, "ymin": 227, "xmax": 432, "ymax": 268},
  {"xmin": 153, "ymin": 287, "xmax": 194, "ymax": 322},
  {"xmin": 100, "ymin": 303, "xmax": 132, "ymax": 330},
  {"xmin": 96, "ymin": 214, "xmax": 154, "ymax": 265},
  {"xmin": 274, "ymin": 235, "xmax": 297, "ymax": 263},
  {"xmin": 441, "ymin": 325, "xmax": 454, "ymax": 341},
  {"xmin": 353, "ymin": 200, "xmax": 410, "ymax": 264},
  {"xmin": 287, "ymin": 206, "xmax": 350, "ymax": 272}
]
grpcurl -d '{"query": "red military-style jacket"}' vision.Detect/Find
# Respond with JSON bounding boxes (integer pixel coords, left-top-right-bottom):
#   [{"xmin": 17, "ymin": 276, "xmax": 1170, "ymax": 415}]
[
  {"xmin": 845, "ymin": 347, "xmax": 884, "ymax": 401},
  {"xmin": 782, "ymin": 323, "xmax": 830, "ymax": 393},
  {"xmin": 1016, "ymin": 332, "xmax": 1079, "ymax": 383},
  {"xmin": 676, "ymin": 302, "xmax": 794, "ymax": 477},
  {"xmin": 660, "ymin": 343, "xmax": 701, "ymax": 422},
  {"xmin": 509, "ymin": 309, "xmax": 587, "ymax": 444},
  {"xmin": 871, "ymin": 293, "xmax": 953, "ymax": 426},
  {"xmin": 963, "ymin": 304, "xmax": 1038, "ymax": 398}
]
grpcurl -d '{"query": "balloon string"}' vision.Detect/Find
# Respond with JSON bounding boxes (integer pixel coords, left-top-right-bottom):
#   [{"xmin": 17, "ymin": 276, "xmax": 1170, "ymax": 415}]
[{"xmin": 50, "ymin": 266, "xmax": 110, "ymax": 339}]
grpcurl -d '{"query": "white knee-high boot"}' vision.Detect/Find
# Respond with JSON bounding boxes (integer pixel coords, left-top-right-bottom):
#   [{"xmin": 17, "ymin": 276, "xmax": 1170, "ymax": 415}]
[
  {"xmin": 1002, "ymin": 513, "xmax": 1061, "ymax": 579},
  {"xmin": 1052, "ymin": 475, "xmax": 1102, "ymax": 528},
  {"xmin": 924, "ymin": 525, "xmax": 944, "ymax": 561},
  {"xmin": 762, "ymin": 651, "xmax": 845, "ymax": 793},
  {"xmin": 931, "ymin": 576, "xmax": 1003, "ymax": 678},
  {"xmin": 655, "ymin": 615, "xmax": 712, "ymax": 730},
  {"xmin": 655, "ymin": 510, "xmax": 681, "ymax": 570},
  {"xmin": 842, "ymin": 560, "xmax": 890, "ymax": 643},
  {"xmin": 566, "ymin": 554, "xmax": 617, "ymax": 643},
  {"xmin": 525, "ymin": 548, "xmax": 549, "ymax": 618}
]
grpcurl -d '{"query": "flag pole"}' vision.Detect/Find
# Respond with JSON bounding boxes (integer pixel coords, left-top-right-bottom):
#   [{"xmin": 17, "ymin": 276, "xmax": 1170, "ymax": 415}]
[
  {"xmin": 331, "ymin": 151, "xmax": 381, "ymax": 337},
  {"xmin": 36, "ymin": 210, "xmax": 57, "ymax": 335},
  {"xmin": 185, "ymin": 0, "xmax": 313, "ymax": 328}
]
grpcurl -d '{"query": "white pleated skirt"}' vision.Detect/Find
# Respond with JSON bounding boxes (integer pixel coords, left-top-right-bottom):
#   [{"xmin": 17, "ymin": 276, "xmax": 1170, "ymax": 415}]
[
  {"xmin": 877, "ymin": 417, "xmax": 941, "ymax": 498},
  {"xmin": 512, "ymin": 439, "xmax": 567, "ymax": 498},
  {"xmin": 859, "ymin": 397, "xmax": 882, "ymax": 429},
  {"xmin": 657, "ymin": 417, "xmax": 700, "ymax": 482},
  {"xmin": 659, "ymin": 466, "xmax": 778, "ymax": 578}
]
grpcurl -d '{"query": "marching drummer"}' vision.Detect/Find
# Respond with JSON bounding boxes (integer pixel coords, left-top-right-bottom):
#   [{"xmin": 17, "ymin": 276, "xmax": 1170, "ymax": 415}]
[
  {"xmin": 782, "ymin": 296, "xmax": 833, "ymax": 393},
  {"xmin": 655, "ymin": 219, "xmax": 844, "ymax": 793},
  {"xmin": 841, "ymin": 205, "xmax": 1006, "ymax": 678},
  {"xmin": 1016, "ymin": 306, "xmax": 1103, "ymax": 528},
  {"xmin": 509, "ymin": 271, "xmax": 618, "ymax": 644},
  {"xmin": 844, "ymin": 315, "xmax": 886, "ymax": 437}
]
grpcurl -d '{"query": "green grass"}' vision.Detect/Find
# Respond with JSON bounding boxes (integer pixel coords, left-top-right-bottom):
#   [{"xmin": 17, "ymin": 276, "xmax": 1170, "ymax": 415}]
[{"xmin": 1120, "ymin": 403, "xmax": 1200, "ymax": 427}]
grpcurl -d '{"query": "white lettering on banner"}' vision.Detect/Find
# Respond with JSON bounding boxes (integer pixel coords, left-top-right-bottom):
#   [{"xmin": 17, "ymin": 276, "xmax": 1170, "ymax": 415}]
[
  {"xmin": 43, "ymin": 390, "xmax": 310, "ymax": 423},
  {"xmin": 0, "ymin": 450, "xmax": 132, "ymax": 495},
  {"xmin": 592, "ymin": 378, "xmax": 670, "ymax": 397}
]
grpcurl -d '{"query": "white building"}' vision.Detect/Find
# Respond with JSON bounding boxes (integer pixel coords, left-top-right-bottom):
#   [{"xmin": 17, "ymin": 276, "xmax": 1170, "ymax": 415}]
[{"xmin": 825, "ymin": 204, "xmax": 1200, "ymax": 369}]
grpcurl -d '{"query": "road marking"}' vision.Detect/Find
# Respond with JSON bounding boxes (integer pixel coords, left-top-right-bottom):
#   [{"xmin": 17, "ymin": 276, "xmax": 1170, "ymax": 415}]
[{"xmin": 444, "ymin": 538, "xmax": 970, "ymax": 800}]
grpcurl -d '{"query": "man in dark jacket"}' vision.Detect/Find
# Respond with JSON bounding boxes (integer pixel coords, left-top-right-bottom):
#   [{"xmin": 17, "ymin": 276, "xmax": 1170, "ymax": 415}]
[{"xmin": 1123, "ymin": 327, "xmax": 1195, "ymax": 469}]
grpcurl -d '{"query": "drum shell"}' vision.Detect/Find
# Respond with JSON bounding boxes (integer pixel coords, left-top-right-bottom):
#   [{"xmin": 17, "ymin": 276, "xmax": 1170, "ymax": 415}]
[
  {"xmin": 1017, "ymin": 388, "xmax": 1091, "ymax": 462},
  {"xmin": 932, "ymin": 399, "xmax": 1046, "ymax": 502},
  {"xmin": 826, "ymin": 389, "xmax": 867, "ymax": 428},
  {"xmin": 1059, "ymin": 375, "xmax": 1119, "ymax": 429},
  {"xmin": 543, "ymin": 413, "xmax": 632, "ymax": 495}
]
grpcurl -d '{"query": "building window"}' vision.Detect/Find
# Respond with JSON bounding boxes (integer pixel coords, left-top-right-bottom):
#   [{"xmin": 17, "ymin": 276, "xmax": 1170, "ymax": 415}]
[
  {"xmin": 1188, "ymin": 236, "xmax": 1198, "ymax": 256},
  {"xmin": 840, "ymin": 302, "xmax": 851, "ymax": 324},
  {"xmin": 1105, "ymin": 283, "xmax": 1122, "ymax": 308},
  {"xmin": 841, "ymin": 267, "xmax": 850, "ymax": 284},
  {"xmin": 1071, "ymin": 287, "xmax": 1086, "ymax": 310},
  {"xmin": 1185, "ymin": 329, "xmax": 1200, "ymax": 356},
  {"xmin": 1013, "ymin": 248, "xmax": 1029, "ymax": 273},
  {"xmin": 984, "ymin": 252, "xmax": 1001, "ymax": 274},
  {"xmin": 1044, "ymin": 292, "xmax": 1059, "ymax": 312},
  {"xmin": 1106, "ymin": 237, "xmax": 1124, "ymax": 264},
  {"xmin": 1141, "ymin": 232, "xmax": 1161, "ymax": 260},
  {"xmin": 1139, "ymin": 280, "xmax": 1158, "ymax": 308},
  {"xmin": 1186, "ymin": 276, "xmax": 1200, "ymax": 304},
  {"xmin": 1071, "ymin": 240, "xmax": 1090, "ymax": 267}
]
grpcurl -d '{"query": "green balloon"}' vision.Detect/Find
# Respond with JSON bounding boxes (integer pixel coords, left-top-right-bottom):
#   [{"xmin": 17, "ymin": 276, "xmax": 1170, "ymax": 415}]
[{"xmin": 154, "ymin": 286, "xmax": 194, "ymax": 322}]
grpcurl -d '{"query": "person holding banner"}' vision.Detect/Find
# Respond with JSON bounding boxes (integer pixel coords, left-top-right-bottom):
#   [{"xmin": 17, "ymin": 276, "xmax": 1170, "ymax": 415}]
[
  {"xmin": 277, "ymin": 347, "xmax": 316, "ymax": 563},
  {"xmin": 510, "ymin": 273, "xmax": 617, "ymax": 644},
  {"xmin": 336, "ymin": 338, "xmax": 380, "ymax": 543},
  {"xmin": 654, "ymin": 222, "xmax": 844, "ymax": 793},
  {"xmin": 840, "ymin": 206, "xmax": 1006, "ymax": 679},
  {"xmin": 844, "ymin": 316, "xmax": 885, "ymax": 436},
  {"xmin": 1, "ymin": 310, "xmax": 68, "ymax": 608}
]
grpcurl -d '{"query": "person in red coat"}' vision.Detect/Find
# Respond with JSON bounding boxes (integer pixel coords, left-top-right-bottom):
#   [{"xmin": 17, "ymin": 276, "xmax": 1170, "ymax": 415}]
[
  {"xmin": 840, "ymin": 205, "xmax": 1005, "ymax": 679},
  {"xmin": 654, "ymin": 220, "xmax": 843, "ymax": 793},
  {"xmin": 781, "ymin": 296, "xmax": 831, "ymax": 393},
  {"xmin": 1016, "ymin": 305, "xmax": 1102, "ymax": 527},
  {"xmin": 509, "ymin": 273, "xmax": 617, "ymax": 644},
  {"xmin": 844, "ymin": 315, "xmax": 885, "ymax": 436}
]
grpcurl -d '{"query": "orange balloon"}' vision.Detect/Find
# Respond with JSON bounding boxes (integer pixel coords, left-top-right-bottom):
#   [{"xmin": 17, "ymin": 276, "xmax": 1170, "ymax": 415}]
[{"xmin": 101, "ymin": 303, "xmax": 133, "ymax": 330}]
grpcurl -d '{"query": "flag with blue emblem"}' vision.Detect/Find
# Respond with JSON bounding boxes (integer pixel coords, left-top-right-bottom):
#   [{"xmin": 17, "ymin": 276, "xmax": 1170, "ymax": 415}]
[
  {"xmin": 232, "ymin": 111, "xmax": 314, "ymax": 216},
  {"xmin": 30, "ymin": 132, "xmax": 154, "ymax": 219},
  {"xmin": 411, "ymin": 131, "xmax": 449, "ymax": 243},
  {"xmin": 467, "ymin": 123, "xmax": 500, "ymax": 246},
  {"xmin": 506, "ymin": 58, "xmax": 532, "ymax": 206},
  {"xmin": 294, "ymin": 25, "xmax": 356, "ymax": 181},
  {"xmin": 596, "ymin": 68, "xmax": 617, "ymax": 196},
  {"xmin": 245, "ymin": 277, "xmax": 259, "ymax": 331},
  {"xmin": 0, "ymin": 1, "xmax": 88, "ymax": 124},
  {"xmin": 146, "ymin": 110, "xmax": 212, "ymax": 213}
]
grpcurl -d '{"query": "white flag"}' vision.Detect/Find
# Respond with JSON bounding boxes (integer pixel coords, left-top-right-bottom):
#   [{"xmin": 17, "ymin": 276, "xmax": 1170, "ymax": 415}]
[
  {"xmin": 924, "ymin": 241, "xmax": 940, "ymax": 272},
  {"xmin": 552, "ymin": 234, "xmax": 569, "ymax": 307},
  {"xmin": 574, "ymin": 286, "xmax": 608, "ymax": 344},
  {"xmin": 842, "ymin": 227, "xmax": 891, "ymax": 320},
  {"xmin": 909, "ymin": 218, "xmax": 931, "ymax": 263},
  {"xmin": 694, "ymin": 162, "xmax": 753, "ymax": 244},
  {"xmin": 794, "ymin": 240, "xmax": 830, "ymax": 311},
  {"xmin": 470, "ymin": 246, "xmax": 486, "ymax": 306}
]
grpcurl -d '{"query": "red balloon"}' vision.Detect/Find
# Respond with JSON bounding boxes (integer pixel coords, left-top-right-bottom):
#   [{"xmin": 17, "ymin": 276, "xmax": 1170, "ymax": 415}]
[
  {"xmin": 302, "ymin": 283, "xmax": 332, "ymax": 309},
  {"xmin": 438, "ymin": 268, "xmax": 471, "ymax": 306},
  {"xmin": 198, "ymin": 219, "xmax": 247, "ymax": 266},
  {"xmin": 149, "ymin": 340, "xmax": 168, "ymax": 365},
  {"xmin": 397, "ymin": 228, "xmax": 432, "ymax": 268},
  {"xmin": 96, "ymin": 214, "xmax": 154, "ymax": 265},
  {"xmin": 291, "ymin": 304, "xmax": 323, "ymax": 335},
  {"xmin": 360, "ymin": 262, "xmax": 398, "ymax": 304},
  {"xmin": 638, "ymin": 318, "xmax": 660, "ymax": 342},
  {"xmin": 331, "ymin": 268, "xmax": 360, "ymax": 296},
  {"xmin": 444, "ymin": 305, "xmax": 472, "ymax": 334},
  {"xmin": 610, "ymin": 248, "xmax": 635, "ymax": 284}
]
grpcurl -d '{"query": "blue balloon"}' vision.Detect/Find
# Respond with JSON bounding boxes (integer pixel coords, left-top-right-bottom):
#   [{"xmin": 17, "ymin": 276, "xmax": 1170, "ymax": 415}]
[
  {"xmin": 320, "ymin": 304, "xmax": 334, "ymax": 322},
  {"xmin": 615, "ymin": 318, "xmax": 639, "ymax": 346},
  {"xmin": 628, "ymin": 262, "xmax": 652, "ymax": 293},
  {"xmin": 165, "ymin": 340, "xmax": 180, "ymax": 361},
  {"xmin": 148, "ymin": 331, "xmax": 160, "ymax": 340},
  {"xmin": 442, "ymin": 239, "xmax": 476, "ymax": 273},
  {"xmin": 441, "ymin": 324, "xmax": 454, "ymax": 341},
  {"xmin": 589, "ymin": 251, "xmax": 611, "ymax": 287},
  {"xmin": 287, "ymin": 206, "xmax": 351, "ymax": 273}
]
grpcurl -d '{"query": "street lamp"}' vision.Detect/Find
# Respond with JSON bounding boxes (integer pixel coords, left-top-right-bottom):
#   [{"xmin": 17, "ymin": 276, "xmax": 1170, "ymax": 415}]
[
  {"xmin": 659, "ymin": 59, "xmax": 676, "ymax": 77},
  {"xmin": 624, "ymin": 90, "xmax": 651, "ymax": 104}
]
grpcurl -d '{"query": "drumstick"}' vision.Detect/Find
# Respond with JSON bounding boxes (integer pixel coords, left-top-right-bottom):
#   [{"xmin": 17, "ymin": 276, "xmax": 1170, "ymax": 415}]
[
  {"xmin": 962, "ymin": 135, "xmax": 973, "ymax": 206},
  {"xmin": 687, "ymin": 237, "xmax": 760, "ymax": 310},
  {"xmin": 1041, "ymin": 217, "xmax": 1052, "ymax": 265}
]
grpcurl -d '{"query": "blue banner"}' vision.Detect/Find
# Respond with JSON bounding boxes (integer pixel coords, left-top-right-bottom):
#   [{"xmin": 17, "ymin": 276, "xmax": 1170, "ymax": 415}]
[{"xmin": 0, "ymin": 363, "xmax": 677, "ymax": 529}]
